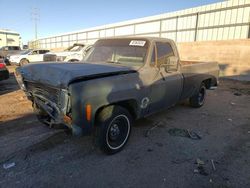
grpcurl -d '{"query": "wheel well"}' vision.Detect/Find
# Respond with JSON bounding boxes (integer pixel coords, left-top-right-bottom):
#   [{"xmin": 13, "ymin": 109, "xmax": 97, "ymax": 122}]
[
  {"xmin": 203, "ymin": 79, "xmax": 212, "ymax": 89},
  {"xmin": 94, "ymin": 99, "xmax": 138, "ymax": 124},
  {"xmin": 20, "ymin": 58, "xmax": 29, "ymax": 63},
  {"xmin": 69, "ymin": 59, "xmax": 79, "ymax": 62}
]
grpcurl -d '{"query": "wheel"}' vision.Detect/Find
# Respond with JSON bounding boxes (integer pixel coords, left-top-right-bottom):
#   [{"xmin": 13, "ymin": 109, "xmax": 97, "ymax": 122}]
[
  {"xmin": 95, "ymin": 105, "xmax": 132, "ymax": 154},
  {"xmin": 69, "ymin": 59, "xmax": 79, "ymax": 62},
  {"xmin": 189, "ymin": 82, "xmax": 206, "ymax": 108},
  {"xmin": 20, "ymin": 59, "xmax": 29, "ymax": 66}
]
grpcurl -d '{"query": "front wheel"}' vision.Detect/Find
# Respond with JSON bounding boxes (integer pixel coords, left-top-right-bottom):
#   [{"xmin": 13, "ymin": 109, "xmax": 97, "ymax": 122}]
[
  {"xmin": 95, "ymin": 105, "xmax": 132, "ymax": 155},
  {"xmin": 20, "ymin": 59, "xmax": 29, "ymax": 66},
  {"xmin": 68, "ymin": 59, "xmax": 79, "ymax": 62},
  {"xmin": 189, "ymin": 83, "xmax": 206, "ymax": 108}
]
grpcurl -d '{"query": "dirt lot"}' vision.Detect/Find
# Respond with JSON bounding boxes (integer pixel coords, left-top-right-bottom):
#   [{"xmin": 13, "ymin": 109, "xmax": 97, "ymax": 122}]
[{"xmin": 0, "ymin": 66, "xmax": 250, "ymax": 188}]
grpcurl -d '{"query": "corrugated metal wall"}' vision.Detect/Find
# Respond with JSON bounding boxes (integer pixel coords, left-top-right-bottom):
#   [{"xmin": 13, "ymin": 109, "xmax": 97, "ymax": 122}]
[{"xmin": 29, "ymin": 0, "xmax": 250, "ymax": 49}]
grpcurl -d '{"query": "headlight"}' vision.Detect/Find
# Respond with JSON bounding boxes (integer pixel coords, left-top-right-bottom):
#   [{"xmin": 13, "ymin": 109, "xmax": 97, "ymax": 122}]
[
  {"xmin": 59, "ymin": 89, "xmax": 70, "ymax": 115},
  {"xmin": 15, "ymin": 68, "xmax": 26, "ymax": 90}
]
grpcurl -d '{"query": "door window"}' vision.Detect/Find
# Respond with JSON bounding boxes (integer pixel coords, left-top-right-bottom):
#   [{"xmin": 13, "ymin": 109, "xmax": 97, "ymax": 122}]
[
  {"xmin": 38, "ymin": 50, "xmax": 49, "ymax": 54},
  {"xmin": 155, "ymin": 42, "xmax": 174, "ymax": 67},
  {"xmin": 32, "ymin": 50, "xmax": 38, "ymax": 55}
]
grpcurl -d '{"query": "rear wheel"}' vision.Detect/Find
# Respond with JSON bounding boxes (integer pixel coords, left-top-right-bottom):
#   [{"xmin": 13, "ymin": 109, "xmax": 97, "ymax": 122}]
[
  {"xmin": 20, "ymin": 59, "xmax": 29, "ymax": 66},
  {"xmin": 95, "ymin": 105, "xmax": 132, "ymax": 154},
  {"xmin": 189, "ymin": 83, "xmax": 206, "ymax": 108},
  {"xmin": 69, "ymin": 59, "xmax": 79, "ymax": 62}
]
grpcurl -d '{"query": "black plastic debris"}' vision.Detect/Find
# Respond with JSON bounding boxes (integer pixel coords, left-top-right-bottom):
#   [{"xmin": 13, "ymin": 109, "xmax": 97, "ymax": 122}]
[
  {"xmin": 168, "ymin": 128, "xmax": 202, "ymax": 140},
  {"xmin": 234, "ymin": 92, "xmax": 242, "ymax": 96},
  {"xmin": 194, "ymin": 158, "xmax": 209, "ymax": 176}
]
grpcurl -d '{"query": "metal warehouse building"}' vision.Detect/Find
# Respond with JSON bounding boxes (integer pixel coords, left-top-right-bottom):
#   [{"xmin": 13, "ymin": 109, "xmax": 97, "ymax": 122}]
[
  {"xmin": 0, "ymin": 29, "xmax": 21, "ymax": 48},
  {"xmin": 30, "ymin": 0, "xmax": 250, "ymax": 49}
]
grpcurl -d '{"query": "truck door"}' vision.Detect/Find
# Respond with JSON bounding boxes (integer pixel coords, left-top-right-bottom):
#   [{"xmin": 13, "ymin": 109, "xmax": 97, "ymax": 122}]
[
  {"xmin": 148, "ymin": 42, "xmax": 182, "ymax": 114},
  {"xmin": 38, "ymin": 50, "xmax": 49, "ymax": 61}
]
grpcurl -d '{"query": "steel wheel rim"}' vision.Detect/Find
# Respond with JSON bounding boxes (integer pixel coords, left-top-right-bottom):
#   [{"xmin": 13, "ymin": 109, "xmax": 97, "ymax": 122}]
[
  {"xmin": 198, "ymin": 87, "xmax": 205, "ymax": 105},
  {"xmin": 106, "ymin": 114, "xmax": 130, "ymax": 150}
]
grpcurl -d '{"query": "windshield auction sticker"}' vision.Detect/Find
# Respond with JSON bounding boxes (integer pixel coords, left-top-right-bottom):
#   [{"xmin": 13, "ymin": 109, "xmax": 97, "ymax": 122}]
[{"xmin": 129, "ymin": 40, "xmax": 146, "ymax": 46}]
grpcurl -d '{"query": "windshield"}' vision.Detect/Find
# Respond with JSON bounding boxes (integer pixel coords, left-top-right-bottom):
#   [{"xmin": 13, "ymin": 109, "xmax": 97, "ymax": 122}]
[
  {"xmin": 66, "ymin": 45, "xmax": 84, "ymax": 52},
  {"xmin": 85, "ymin": 39, "xmax": 149, "ymax": 67}
]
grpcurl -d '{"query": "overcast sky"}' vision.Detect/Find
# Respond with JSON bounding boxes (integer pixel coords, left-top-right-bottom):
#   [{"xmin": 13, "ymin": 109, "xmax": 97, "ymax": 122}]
[{"xmin": 0, "ymin": 0, "xmax": 222, "ymax": 43}]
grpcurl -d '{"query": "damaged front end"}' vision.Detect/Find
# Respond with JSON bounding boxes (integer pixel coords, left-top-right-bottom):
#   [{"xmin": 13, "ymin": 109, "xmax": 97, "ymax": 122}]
[{"xmin": 15, "ymin": 69, "xmax": 72, "ymax": 127}]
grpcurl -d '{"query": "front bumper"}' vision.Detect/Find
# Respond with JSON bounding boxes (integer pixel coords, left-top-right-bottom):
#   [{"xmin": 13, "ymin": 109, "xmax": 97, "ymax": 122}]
[
  {"xmin": 0, "ymin": 69, "xmax": 9, "ymax": 81},
  {"xmin": 22, "ymin": 81, "xmax": 72, "ymax": 127}
]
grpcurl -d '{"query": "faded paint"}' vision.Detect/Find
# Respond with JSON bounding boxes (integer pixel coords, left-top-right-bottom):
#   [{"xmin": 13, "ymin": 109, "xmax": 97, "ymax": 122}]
[{"xmin": 17, "ymin": 37, "xmax": 219, "ymax": 135}]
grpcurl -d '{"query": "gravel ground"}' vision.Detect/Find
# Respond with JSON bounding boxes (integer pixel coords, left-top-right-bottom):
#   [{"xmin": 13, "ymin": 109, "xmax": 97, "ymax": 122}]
[{"xmin": 0, "ymin": 66, "xmax": 250, "ymax": 188}]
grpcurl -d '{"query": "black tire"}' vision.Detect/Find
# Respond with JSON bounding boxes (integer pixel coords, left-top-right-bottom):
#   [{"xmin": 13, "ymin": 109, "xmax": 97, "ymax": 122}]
[
  {"xmin": 95, "ymin": 105, "xmax": 132, "ymax": 155},
  {"xmin": 20, "ymin": 59, "xmax": 29, "ymax": 66},
  {"xmin": 189, "ymin": 83, "xmax": 206, "ymax": 108},
  {"xmin": 69, "ymin": 59, "xmax": 79, "ymax": 62}
]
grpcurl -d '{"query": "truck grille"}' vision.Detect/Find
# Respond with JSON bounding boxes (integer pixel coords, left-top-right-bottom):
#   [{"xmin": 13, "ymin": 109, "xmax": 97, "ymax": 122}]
[{"xmin": 25, "ymin": 82, "xmax": 60, "ymax": 105}]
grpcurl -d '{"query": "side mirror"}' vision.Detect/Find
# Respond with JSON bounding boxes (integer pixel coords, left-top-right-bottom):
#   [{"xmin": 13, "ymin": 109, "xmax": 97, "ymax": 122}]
[{"xmin": 165, "ymin": 56, "xmax": 178, "ymax": 72}]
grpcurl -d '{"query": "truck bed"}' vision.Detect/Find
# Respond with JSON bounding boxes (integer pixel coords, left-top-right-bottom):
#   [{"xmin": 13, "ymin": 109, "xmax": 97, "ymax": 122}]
[
  {"xmin": 180, "ymin": 60, "xmax": 218, "ymax": 74},
  {"xmin": 179, "ymin": 60, "xmax": 219, "ymax": 100}
]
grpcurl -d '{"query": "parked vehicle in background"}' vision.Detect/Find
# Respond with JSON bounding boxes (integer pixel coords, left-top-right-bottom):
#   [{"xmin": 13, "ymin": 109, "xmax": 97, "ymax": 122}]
[
  {"xmin": 16, "ymin": 37, "xmax": 219, "ymax": 154},
  {"xmin": 0, "ymin": 46, "xmax": 23, "ymax": 65},
  {"xmin": 0, "ymin": 60, "xmax": 9, "ymax": 81},
  {"xmin": 49, "ymin": 43, "xmax": 92, "ymax": 62},
  {"xmin": 9, "ymin": 49, "xmax": 56, "ymax": 66},
  {"xmin": 22, "ymin": 45, "xmax": 28, "ymax": 49}
]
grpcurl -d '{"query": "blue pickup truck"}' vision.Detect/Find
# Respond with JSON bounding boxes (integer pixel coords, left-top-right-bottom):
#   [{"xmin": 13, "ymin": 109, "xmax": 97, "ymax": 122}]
[{"xmin": 16, "ymin": 37, "xmax": 219, "ymax": 154}]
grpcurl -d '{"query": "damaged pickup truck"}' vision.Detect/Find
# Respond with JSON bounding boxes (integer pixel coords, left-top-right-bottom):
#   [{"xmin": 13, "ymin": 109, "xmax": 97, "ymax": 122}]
[{"xmin": 15, "ymin": 37, "xmax": 219, "ymax": 154}]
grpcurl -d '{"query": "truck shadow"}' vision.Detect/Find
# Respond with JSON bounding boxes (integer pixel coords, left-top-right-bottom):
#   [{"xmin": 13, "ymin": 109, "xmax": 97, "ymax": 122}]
[
  {"xmin": 219, "ymin": 64, "xmax": 250, "ymax": 82},
  {"xmin": 222, "ymin": 69, "xmax": 250, "ymax": 82},
  {"xmin": 0, "ymin": 72, "xmax": 19, "ymax": 95},
  {"xmin": 0, "ymin": 113, "xmax": 72, "ymax": 163}
]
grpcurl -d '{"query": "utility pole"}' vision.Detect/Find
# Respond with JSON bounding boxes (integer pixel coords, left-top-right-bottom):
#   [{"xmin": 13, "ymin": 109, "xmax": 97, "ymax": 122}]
[{"xmin": 31, "ymin": 7, "xmax": 40, "ymax": 40}]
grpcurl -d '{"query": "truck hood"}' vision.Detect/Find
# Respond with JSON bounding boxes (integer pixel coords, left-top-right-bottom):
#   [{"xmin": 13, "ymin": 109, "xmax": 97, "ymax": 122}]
[{"xmin": 17, "ymin": 62, "xmax": 137, "ymax": 88}]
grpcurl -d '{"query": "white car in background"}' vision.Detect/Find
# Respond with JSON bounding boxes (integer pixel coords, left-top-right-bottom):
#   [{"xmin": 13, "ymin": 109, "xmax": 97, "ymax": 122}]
[
  {"xmin": 50, "ymin": 43, "xmax": 92, "ymax": 62},
  {"xmin": 9, "ymin": 49, "xmax": 55, "ymax": 66}
]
